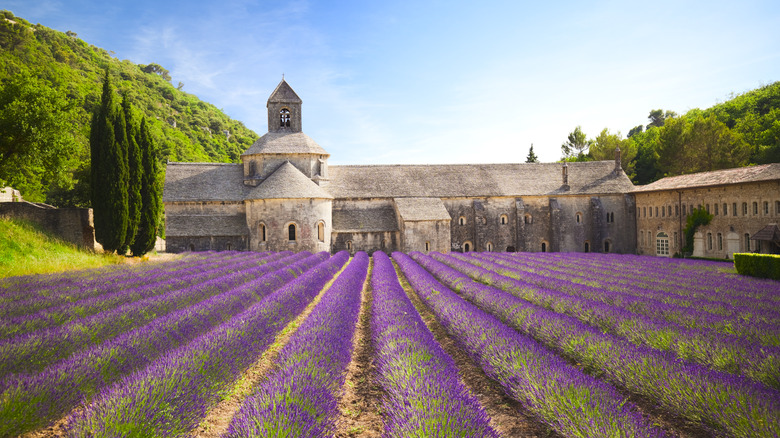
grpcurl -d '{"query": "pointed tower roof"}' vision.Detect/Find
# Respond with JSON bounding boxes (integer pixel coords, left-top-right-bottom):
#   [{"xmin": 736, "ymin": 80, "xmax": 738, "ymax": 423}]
[
  {"xmin": 267, "ymin": 78, "xmax": 302, "ymax": 104},
  {"xmin": 245, "ymin": 161, "xmax": 333, "ymax": 200}
]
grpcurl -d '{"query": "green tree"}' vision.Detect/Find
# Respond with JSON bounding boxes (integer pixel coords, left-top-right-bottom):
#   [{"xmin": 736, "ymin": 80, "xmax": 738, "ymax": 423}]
[
  {"xmin": 630, "ymin": 128, "xmax": 662, "ymax": 185},
  {"xmin": 131, "ymin": 117, "xmax": 162, "ymax": 256},
  {"xmin": 561, "ymin": 126, "xmax": 593, "ymax": 160},
  {"xmin": 646, "ymin": 109, "xmax": 677, "ymax": 129},
  {"xmin": 590, "ymin": 128, "xmax": 637, "ymax": 177},
  {"xmin": 683, "ymin": 206, "xmax": 713, "ymax": 255},
  {"xmin": 525, "ymin": 144, "xmax": 539, "ymax": 163},
  {"xmin": 90, "ymin": 70, "xmax": 128, "ymax": 253},
  {"xmin": 122, "ymin": 93, "xmax": 142, "ymax": 253},
  {"xmin": 0, "ymin": 71, "xmax": 77, "ymax": 200}
]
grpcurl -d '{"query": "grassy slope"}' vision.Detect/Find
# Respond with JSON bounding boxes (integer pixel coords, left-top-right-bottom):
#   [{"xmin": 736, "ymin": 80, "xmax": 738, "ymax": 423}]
[{"xmin": 0, "ymin": 217, "xmax": 122, "ymax": 278}]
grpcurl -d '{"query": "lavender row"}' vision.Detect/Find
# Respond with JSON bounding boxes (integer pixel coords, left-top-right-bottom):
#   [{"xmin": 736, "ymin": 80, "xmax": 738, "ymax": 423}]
[
  {"xmin": 226, "ymin": 251, "xmax": 368, "ymax": 437},
  {"xmin": 0, "ymin": 252, "xmax": 327, "ymax": 437},
  {"xmin": 431, "ymin": 252, "xmax": 780, "ymax": 389},
  {"xmin": 0, "ymin": 252, "xmax": 306, "ymax": 379},
  {"xmin": 393, "ymin": 252, "xmax": 669, "ymax": 438},
  {"xmin": 503, "ymin": 252, "xmax": 780, "ymax": 303},
  {"xmin": 0, "ymin": 251, "xmax": 276, "ymax": 339},
  {"xmin": 65, "ymin": 252, "xmax": 348, "ymax": 438},
  {"xmin": 0, "ymin": 251, "xmax": 257, "ymax": 318},
  {"xmin": 483, "ymin": 252, "xmax": 780, "ymax": 321},
  {"xmin": 456, "ymin": 253, "xmax": 780, "ymax": 346},
  {"xmin": 366, "ymin": 251, "xmax": 498, "ymax": 438},
  {"xmin": 0, "ymin": 251, "xmax": 216, "ymax": 304},
  {"xmin": 414, "ymin": 252, "xmax": 780, "ymax": 437}
]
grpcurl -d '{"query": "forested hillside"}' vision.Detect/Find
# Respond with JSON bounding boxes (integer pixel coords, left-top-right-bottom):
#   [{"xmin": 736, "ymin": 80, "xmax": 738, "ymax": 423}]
[
  {"xmin": 0, "ymin": 10, "xmax": 259, "ymax": 206},
  {"xmin": 558, "ymin": 81, "xmax": 780, "ymax": 185}
]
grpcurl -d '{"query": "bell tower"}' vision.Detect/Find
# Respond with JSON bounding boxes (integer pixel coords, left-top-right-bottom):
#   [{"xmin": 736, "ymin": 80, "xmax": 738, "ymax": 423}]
[{"xmin": 267, "ymin": 78, "xmax": 302, "ymax": 133}]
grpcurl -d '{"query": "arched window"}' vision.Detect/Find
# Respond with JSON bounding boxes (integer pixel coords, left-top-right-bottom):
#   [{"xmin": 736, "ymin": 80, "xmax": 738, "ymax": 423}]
[
  {"xmin": 744, "ymin": 233, "xmax": 751, "ymax": 251},
  {"xmin": 459, "ymin": 216, "xmax": 466, "ymax": 226},
  {"xmin": 604, "ymin": 240, "xmax": 611, "ymax": 253},
  {"xmin": 500, "ymin": 214, "xmax": 508, "ymax": 225},
  {"xmin": 317, "ymin": 221, "xmax": 325, "ymax": 242},
  {"xmin": 656, "ymin": 232, "xmax": 669, "ymax": 256},
  {"xmin": 742, "ymin": 202, "xmax": 748, "ymax": 215},
  {"xmin": 723, "ymin": 203, "xmax": 727, "ymax": 216},
  {"xmin": 524, "ymin": 214, "xmax": 532, "ymax": 224},
  {"xmin": 707, "ymin": 232, "xmax": 713, "ymax": 251},
  {"xmin": 753, "ymin": 202, "xmax": 758, "ymax": 215},
  {"xmin": 584, "ymin": 241, "xmax": 590, "ymax": 253},
  {"xmin": 288, "ymin": 223, "xmax": 297, "ymax": 241},
  {"xmin": 280, "ymin": 108, "xmax": 291, "ymax": 128},
  {"xmin": 575, "ymin": 212, "xmax": 582, "ymax": 223},
  {"xmin": 463, "ymin": 241, "xmax": 472, "ymax": 252},
  {"xmin": 717, "ymin": 233, "xmax": 723, "ymax": 251},
  {"xmin": 541, "ymin": 241, "xmax": 547, "ymax": 252},
  {"xmin": 486, "ymin": 242, "xmax": 493, "ymax": 252},
  {"xmin": 259, "ymin": 223, "xmax": 267, "ymax": 242},
  {"xmin": 763, "ymin": 201, "xmax": 769, "ymax": 215},
  {"xmin": 425, "ymin": 241, "xmax": 430, "ymax": 252},
  {"xmin": 346, "ymin": 241, "xmax": 352, "ymax": 252}
]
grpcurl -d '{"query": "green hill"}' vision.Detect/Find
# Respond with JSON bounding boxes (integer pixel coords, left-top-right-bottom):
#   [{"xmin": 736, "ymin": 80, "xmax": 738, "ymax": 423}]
[
  {"xmin": 0, "ymin": 217, "xmax": 123, "ymax": 278},
  {"xmin": 0, "ymin": 10, "xmax": 259, "ymax": 206}
]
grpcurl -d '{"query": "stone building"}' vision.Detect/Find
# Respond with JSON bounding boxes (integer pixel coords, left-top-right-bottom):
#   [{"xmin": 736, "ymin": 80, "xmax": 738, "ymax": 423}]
[
  {"xmin": 163, "ymin": 79, "xmax": 637, "ymax": 254},
  {"xmin": 634, "ymin": 163, "xmax": 780, "ymax": 258}
]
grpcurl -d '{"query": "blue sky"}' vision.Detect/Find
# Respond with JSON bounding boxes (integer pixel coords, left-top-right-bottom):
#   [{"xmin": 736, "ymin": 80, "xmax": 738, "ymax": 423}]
[{"xmin": 6, "ymin": 0, "xmax": 780, "ymax": 164}]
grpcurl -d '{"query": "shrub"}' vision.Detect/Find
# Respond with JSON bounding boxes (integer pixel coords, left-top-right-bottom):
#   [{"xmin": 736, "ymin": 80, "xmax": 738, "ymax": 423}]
[{"xmin": 733, "ymin": 253, "xmax": 780, "ymax": 280}]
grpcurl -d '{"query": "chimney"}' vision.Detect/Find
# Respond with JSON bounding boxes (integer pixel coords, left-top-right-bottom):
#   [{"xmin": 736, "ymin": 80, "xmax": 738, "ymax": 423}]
[
  {"xmin": 614, "ymin": 146, "xmax": 622, "ymax": 174},
  {"xmin": 562, "ymin": 162, "xmax": 569, "ymax": 189}
]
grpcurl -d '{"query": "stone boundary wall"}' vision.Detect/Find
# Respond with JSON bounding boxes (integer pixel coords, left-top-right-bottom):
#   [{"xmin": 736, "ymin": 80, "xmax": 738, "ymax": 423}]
[{"xmin": 0, "ymin": 201, "xmax": 98, "ymax": 250}]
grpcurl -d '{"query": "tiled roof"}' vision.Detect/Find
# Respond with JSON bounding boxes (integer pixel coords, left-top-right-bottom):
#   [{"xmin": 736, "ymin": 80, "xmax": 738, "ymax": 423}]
[
  {"xmin": 752, "ymin": 223, "xmax": 780, "ymax": 243},
  {"xmin": 166, "ymin": 214, "xmax": 247, "ymax": 237},
  {"xmin": 326, "ymin": 161, "xmax": 633, "ymax": 198},
  {"xmin": 332, "ymin": 206, "xmax": 398, "ymax": 232},
  {"xmin": 267, "ymin": 79, "xmax": 302, "ymax": 103},
  {"xmin": 246, "ymin": 161, "xmax": 333, "ymax": 200},
  {"xmin": 633, "ymin": 163, "xmax": 780, "ymax": 193},
  {"xmin": 242, "ymin": 132, "xmax": 328, "ymax": 156},
  {"xmin": 394, "ymin": 197, "xmax": 451, "ymax": 221},
  {"xmin": 163, "ymin": 163, "xmax": 246, "ymax": 202}
]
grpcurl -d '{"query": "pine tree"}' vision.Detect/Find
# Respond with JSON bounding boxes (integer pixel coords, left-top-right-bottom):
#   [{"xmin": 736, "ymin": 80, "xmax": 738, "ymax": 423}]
[
  {"xmin": 131, "ymin": 117, "xmax": 163, "ymax": 256},
  {"xmin": 122, "ymin": 93, "xmax": 143, "ymax": 253},
  {"xmin": 525, "ymin": 143, "xmax": 540, "ymax": 163},
  {"xmin": 90, "ymin": 70, "xmax": 128, "ymax": 253}
]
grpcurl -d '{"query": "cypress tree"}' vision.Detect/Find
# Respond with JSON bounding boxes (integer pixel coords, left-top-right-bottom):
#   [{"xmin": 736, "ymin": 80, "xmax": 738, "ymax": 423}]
[
  {"xmin": 122, "ymin": 93, "xmax": 143, "ymax": 253},
  {"xmin": 131, "ymin": 117, "xmax": 163, "ymax": 256},
  {"xmin": 90, "ymin": 70, "xmax": 128, "ymax": 253}
]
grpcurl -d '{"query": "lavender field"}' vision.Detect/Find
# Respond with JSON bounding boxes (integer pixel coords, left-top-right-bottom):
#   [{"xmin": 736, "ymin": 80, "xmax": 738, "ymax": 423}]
[{"xmin": 1, "ymin": 250, "xmax": 778, "ymax": 437}]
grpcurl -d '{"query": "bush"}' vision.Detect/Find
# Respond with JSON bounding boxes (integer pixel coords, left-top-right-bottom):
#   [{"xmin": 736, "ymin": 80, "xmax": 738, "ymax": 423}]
[{"xmin": 733, "ymin": 253, "xmax": 780, "ymax": 280}]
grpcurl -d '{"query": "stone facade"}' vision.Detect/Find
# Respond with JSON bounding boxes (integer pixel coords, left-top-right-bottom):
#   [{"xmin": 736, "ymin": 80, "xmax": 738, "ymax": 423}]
[
  {"xmin": 0, "ymin": 201, "xmax": 98, "ymax": 250},
  {"xmin": 634, "ymin": 165, "xmax": 780, "ymax": 258},
  {"xmin": 169, "ymin": 79, "xmax": 780, "ymax": 257}
]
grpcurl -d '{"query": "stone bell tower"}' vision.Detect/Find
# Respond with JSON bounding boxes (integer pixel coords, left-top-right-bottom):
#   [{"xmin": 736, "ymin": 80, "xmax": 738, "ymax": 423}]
[{"xmin": 267, "ymin": 78, "xmax": 302, "ymax": 133}]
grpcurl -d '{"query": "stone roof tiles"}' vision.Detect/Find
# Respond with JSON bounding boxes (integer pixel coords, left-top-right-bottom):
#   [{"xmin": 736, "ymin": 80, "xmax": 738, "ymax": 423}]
[
  {"xmin": 633, "ymin": 163, "xmax": 780, "ymax": 193},
  {"xmin": 246, "ymin": 161, "xmax": 333, "ymax": 200},
  {"xmin": 752, "ymin": 223, "xmax": 780, "ymax": 244},
  {"xmin": 332, "ymin": 206, "xmax": 398, "ymax": 232},
  {"xmin": 394, "ymin": 197, "xmax": 452, "ymax": 221},
  {"xmin": 241, "ymin": 132, "xmax": 328, "ymax": 156},
  {"xmin": 163, "ymin": 162, "xmax": 246, "ymax": 202},
  {"xmin": 267, "ymin": 79, "xmax": 302, "ymax": 104},
  {"xmin": 326, "ymin": 161, "xmax": 633, "ymax": 198}
]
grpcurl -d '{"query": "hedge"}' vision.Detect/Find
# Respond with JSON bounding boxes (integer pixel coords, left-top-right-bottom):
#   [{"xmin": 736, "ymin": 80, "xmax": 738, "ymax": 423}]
[{"xmin": 733, "ymin": 253, "xmax": 780, "ymax": 280}]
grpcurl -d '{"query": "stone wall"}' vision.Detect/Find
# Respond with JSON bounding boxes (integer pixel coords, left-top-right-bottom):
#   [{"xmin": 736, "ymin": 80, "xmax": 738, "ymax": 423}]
[
  {"xmin": 246, "ymin": 197, "xmax": 331, "ymax": 253},
  {"xmin": 635, "ymin": 180, "xmax": 780, "ymax": 258},
  {"xmin": 399, "ymin": 220, "xmax": 451, "ymax": 253},
  {"xmin": 331, "ymin": 231, "xmax": 399, "ymax": 255},
  {"xmin": 0, "ymin": 201, "xmax": 97, "ymax": 249}
]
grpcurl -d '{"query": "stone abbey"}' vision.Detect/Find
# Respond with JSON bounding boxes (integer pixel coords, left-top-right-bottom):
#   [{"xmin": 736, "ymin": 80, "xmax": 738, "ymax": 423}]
[{"xmin": 163, "ymin": 79, "xmax": 780, "ymax": 257}]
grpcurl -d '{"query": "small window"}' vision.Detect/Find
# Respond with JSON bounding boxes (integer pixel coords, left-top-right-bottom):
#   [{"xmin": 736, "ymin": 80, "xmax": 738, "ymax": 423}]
[
  {"xmin": 459, "ymin": 216, "xmax": 466, "ymax": 226},
  {"xmin": 604, "ymin": 240, "xmax": 611, "ymax": 253},
  {"xmin": 463, "ymin": 241, "xmax": 472, "ymax": 252},
  {"xmin": 524, "ymin": 214, "xmax": 532, "ymax": 224},
  {"xmin": 425, "ymin": 241, "xmax": 430, "ymax": 252},
  {"xmin": 675, "ymin": 205, "xmax": 679, "ymax": 216},
  {"xmin": 643, "ymin": 206, "xmax": 646, "ymax": 217},
  {"xmin": 576, "ymin": 212, "xmax": 582, "ymax": 223},
  {"xmin": 655, "ymin": 207, "xmax": 659, "ymax": 217},
  {"xmin": 667, "ymin": 206, "xmax": 672, "ymax": 217},
  {"xmin": 776, "ymin": 201, "xmax": 780, "ymax": 215},
  {"xmin": 764, "ymin": 201, "xmax": 769, "ymax": 215},
  {"xmin": 743, "ymin": 202, "xmax": 748, "ymax": 215},
  {"xmin": 673, "ymin": 232, "xmax": 678, "ymax": 248},
  {"xmin": 733, "ymin": 202, "xmax": 737, "ymax": 216},
  {"xmin": 744, "ymin": 233, "xmax": 751, "ymax": 251},
  {"xmin": 707, "ymin": 232, "xmax": 713, "ymax": 251},
  {"xmin": 714, "ymin": 204, "xmax": 718, "ymax": 215},
  {"xmin": 381, "ymin": 239, "xmax": 387, "ymax": 249},
  {"xmin": 662, "ymin": 207, "xmax": 665, "ymax": 218},
  {"xmin": 317, "ymin": 221, "xmax": 325, "ymax": 242},
  {"xmin": 584, "ymin": 241, "xmax": 590, "ymax": 253},
  {"xmin": 226, "ymin": 243, "xmax": 231, "ymax": 251},
  {"xmin": 259, "ymin": 223, "xmax": 267, "ymax": 242},
  {"xmin": 541, "ymin": 242, "xmax": 547, "ymax": 252},
  {"xmin": 717, "ymin": 233, "xmax": 723, "ymax": 251},
  {"xmin": 280, "ymin": 108, "xmax": 291, "ymax": 127},
  {"xmin": 288, "ymin": 223, "xmax": 297, "ymax": 241},
  {"xmin": 346, "ymin": 241, "xmax": 352, "ymax": 252},
  {"xmin": 682, "ymin": 205, "xmax": 686, "ymax": 216},
  {"xmin": 486, "ymin": 242, "xmax": 493, "ymax": 252},
  {"xmin": 705, "ymin": 204, "xmax": 710, "ymax": 214},
  {"xmin": 753, "ymin": 202, "xmax": 758, "ymax": 215},
  {"xmin": 723, "ymin": 203, "xmax": 727, "ymax": 216},
  {"xmin": 189, "ymin": 244, "xmax": 195, "ymax": 252},
  {"xmin": 500, "ymin": 214, "xmax": 508, "ymax": 225}
]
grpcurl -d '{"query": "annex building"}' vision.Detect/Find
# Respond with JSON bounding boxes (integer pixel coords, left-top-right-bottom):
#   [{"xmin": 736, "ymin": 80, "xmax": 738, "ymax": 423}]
[{"xmin": 163, "ymin": 79, "xmax": 780, "ymax": 257}]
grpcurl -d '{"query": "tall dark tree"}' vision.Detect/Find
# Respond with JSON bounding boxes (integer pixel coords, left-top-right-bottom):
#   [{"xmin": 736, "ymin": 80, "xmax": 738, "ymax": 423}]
[
  {"xmin": 122, "ymin": 93, "xmax": 142, "ymax": 253},
  {"xmin": 525, "ymin": 143, "xmax": 539, "ymax": 163},
  {"xmin": 90, "ymin": 70, "xmax": 128, "ymax": 253},
  {"xmin": 131, "ymin": 117, "xmax": 162, "ymax": 256}
]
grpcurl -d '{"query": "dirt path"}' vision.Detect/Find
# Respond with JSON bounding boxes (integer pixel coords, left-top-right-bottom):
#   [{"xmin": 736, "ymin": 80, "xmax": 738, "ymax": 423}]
[
  {"xmin": 334, "ymin": 258, "xmax": 385, "ymax": 437},
  {"xmin": 393, "ymin": 261, "xmax": 561, "ymax": 438}
]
